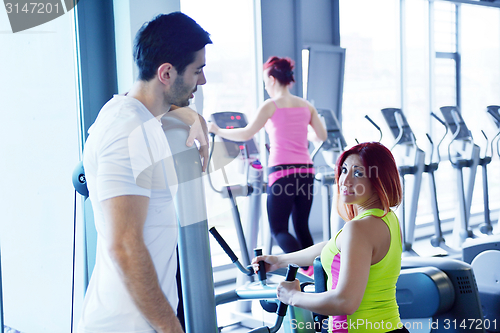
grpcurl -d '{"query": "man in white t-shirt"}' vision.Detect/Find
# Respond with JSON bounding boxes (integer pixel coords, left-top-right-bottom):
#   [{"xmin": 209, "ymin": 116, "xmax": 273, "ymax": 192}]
[{"xmin": 79, "ymin": 12, "xmax": 212, "ymax": 333}]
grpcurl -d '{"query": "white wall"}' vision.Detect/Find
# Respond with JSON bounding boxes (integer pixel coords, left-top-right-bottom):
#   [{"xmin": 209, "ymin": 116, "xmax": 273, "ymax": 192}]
[
  {"xmin": 0, "ymin": 9, "xmax": 82, "ymax": 333},
  {"xmin": 114, "ymin": 0, "xmax": 181, "ymax": 93}
]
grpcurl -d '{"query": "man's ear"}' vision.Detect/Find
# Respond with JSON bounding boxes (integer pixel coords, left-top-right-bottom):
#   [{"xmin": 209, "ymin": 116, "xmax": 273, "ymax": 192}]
[{"xmin": 157, "ymin": 63, "xmax": 176, "ymax": 86}]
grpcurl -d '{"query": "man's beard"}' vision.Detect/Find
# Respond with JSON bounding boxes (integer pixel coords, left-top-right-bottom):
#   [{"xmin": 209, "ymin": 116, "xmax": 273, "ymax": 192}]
[{"xmin": 165, "ymin": 75, "xmax": 194, "ymax": 107}]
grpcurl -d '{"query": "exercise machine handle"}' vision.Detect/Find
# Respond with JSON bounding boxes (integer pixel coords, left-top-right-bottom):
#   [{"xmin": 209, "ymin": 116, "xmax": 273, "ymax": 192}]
[
  {"xmin": 425, "ymin": 133, "xmax": 435, "ymax": 163},
  {"xmin": 312, "ymin": 256, "xmax": 328, "ymax": 332},
  {"xmin": 430, "ymin": 112, "xmax": 446, "ymax": 127},
  {"xmin": 310, "ymin": 141, "xmax": 325, "ymax": 161},
  {"xmin": 429, "ymin": 112, "xmax": 448, "ymax": 164},
  {"xmin": 209, "ymin": 227, "xmax": 254, "ymax": 276},
  {"xmin": 209, "ymin": 227, "xmax": 238, "ymax": 263},
  {"xmin": 276, "ymin": 264, "xmax": 299, "ymax": 317},
  {"xmin": 247, "ymin": 264, "xmax": 299, "ymax": 333},
  {"xmin": 254, "ymin": 249, "xmax": 267, "ymax": 282},
  {"xmin": 481, "ymin": 130, "xmax": 491, "ymax": 159},
  {"xmin": 365, "ymin": 115, "xmax": 382, "ymax": 142},
  {"xmin": 365, "ymin": 115, "xmax": 380, "ymax": 131}
]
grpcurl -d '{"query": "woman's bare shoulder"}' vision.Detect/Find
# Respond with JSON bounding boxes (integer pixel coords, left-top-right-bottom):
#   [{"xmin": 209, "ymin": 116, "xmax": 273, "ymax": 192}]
[{"xmin": 343, "ymin": 216, "xmax": 388, "ymax": 238}]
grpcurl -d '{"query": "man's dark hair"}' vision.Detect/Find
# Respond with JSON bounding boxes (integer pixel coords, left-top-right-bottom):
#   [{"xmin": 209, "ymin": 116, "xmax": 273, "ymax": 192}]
[{"xmin": 133, "ymin": 12, "xmax": 212, "ymax": 81}]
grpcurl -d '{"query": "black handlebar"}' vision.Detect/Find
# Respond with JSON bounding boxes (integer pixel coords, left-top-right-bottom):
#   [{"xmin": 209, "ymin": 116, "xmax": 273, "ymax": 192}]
[
  {"xmin": 365, "ymin": 115, "xmax": 382, "ymax": 142},
  {"xmin": 430, "ymin": 112, "xmax": 446, "ymax": 127},
  {"xmin": 276, "ymin": 264, "xmax": 299, "ymax": 317},
  {"xmin": 209, "ymin": 227, "xmax": 238, "ymax": 263},
  {"xmin": 209, "ymin": 227, "xmax": 257, "ymax": 276},
  {"xmin": 254, "ymin": 249, "xmax": 267, "ymax": 282},
  {"xmin": 364, "ymin": 115, "xmax": 380, "ymax": 131}
]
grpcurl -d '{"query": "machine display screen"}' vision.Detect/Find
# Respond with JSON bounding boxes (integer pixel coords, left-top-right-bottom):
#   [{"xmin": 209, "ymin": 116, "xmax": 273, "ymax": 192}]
[
  {"xmin": 222, "ymin": 121, "xmax": 241, "ymax": 128},
  {"xmin": 211, "ymin": 112, "xmax": 259, "ymax": 158}
]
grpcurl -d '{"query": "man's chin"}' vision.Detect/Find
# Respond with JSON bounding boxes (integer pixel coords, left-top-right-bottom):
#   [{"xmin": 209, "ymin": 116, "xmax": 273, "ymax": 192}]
[{"xmin": 175, "ymin": 100, "xmax": 190, "ymax": 108}]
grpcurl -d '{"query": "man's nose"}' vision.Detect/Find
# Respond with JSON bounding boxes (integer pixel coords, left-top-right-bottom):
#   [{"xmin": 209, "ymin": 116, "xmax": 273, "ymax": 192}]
[{"xmin": 198, "ymin": 71, "xmax": 207, "ymax": 85}]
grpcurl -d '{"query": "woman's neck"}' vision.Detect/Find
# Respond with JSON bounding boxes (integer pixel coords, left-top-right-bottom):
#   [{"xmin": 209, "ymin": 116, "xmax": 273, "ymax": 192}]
[
  {"xmin": 270, "ymin": 85, "xmax": 291, "ymax": 99},
  {"xmin": 355, "ymin": 194, "xmax": 384, "ymax": 215}
]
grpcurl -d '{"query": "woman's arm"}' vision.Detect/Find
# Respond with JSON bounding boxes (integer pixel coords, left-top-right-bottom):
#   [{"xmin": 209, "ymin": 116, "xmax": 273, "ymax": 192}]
[
  {"xmin": 277, "ymin": 219, "xmax": 374, "ymax": 316},
  {"xmin": 308, "ymin": 104, "xmax": 328, "ymax": 142},
  {"xmin": 208, "ymin": 100, "xmax": 275, "ymax": 142},
  {"xmin": 252, "ymin": 241, "xmax": 327, "ymax": 273},
  {"xmin": 165, "ymin": 106, "xmax": 209, "ymax": 172}
]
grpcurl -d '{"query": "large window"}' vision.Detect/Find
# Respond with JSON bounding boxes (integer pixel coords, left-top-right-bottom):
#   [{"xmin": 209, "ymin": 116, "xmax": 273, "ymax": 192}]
[
  {"xmin": 460, "ymin": 3, "xmax": 500, "ymax": 216},
  {"xmin": 340, "ymin": 0, "xmax": 500, "ymax": 229},
  {"xmin": 339, "ymin": 0, "xmax": 401, "ymax": 148},
  {"xmin": 181, "ymin": 0, "xmax": 261, "ymax": 267}
]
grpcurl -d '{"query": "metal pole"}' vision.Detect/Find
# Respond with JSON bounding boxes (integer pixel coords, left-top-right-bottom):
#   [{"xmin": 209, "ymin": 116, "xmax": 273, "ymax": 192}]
[
  {"xmin": 321, "ymin": 182, "xmax": 331, "ymax": 242},
  {"xmin": 0, "ymin": 245, "xmax": 4, "ymax": 331},
  {"xmin": 246, "ymin": 163, "xmax": 263, "ymax": 257},
  {"xmin": 163, "ymin": 116, "xmax": 218, "ymax": 333}
]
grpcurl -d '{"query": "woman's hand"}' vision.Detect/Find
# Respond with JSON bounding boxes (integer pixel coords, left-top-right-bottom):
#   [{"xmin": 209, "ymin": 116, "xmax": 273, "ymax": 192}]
[
  {"xmin": 208, "ymin": 121, "xmax": 220, "ymax": 135},
  {"xmin": 251, "ymin": 255, "xmax": 281, "ymax": 274},
  {"xmin": 165, "ymin": 106, "xmax": 209, "ymax": 172},
  {"xmin": 187, "ymin": 113, "xmax": 209, "ymax": 172},
  {"xmin": 276, "ymin": 279, "xmax": 301, "ymax": 306}
]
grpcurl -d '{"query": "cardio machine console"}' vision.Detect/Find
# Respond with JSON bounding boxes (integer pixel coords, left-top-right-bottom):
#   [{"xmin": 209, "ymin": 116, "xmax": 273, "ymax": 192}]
[
  {"xmin": 439, "ymin": 106, "xmax": 471, "ymax": 140},
  {"xmin": 381, "ymin": 108, "xmax": 415, "ymax": 145},
  {"xmin": 317, "ymin": 108, "xmax": 347, "ymax": 152},
  {"xmin": 211, "ymin": 112, "xmax": 259, "ymax": 158}
]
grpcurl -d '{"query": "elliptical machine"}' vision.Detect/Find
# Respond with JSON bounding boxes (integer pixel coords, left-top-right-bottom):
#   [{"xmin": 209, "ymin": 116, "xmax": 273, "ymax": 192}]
[
  {"xmin": 460, "ymin": 106, "xmax": 500, "ymax": 333},
  {"xmin": 312, "ymin": 108, "xmax": 348, "ymax": 240},
  {"xmin": 424, "ymin": 113, "xmax": 459, "ymax": 255},
  {"xmin": 440, "ymin": 106, "xmax": 496, "ymax": 239},
  {"xmin": 439, "ymin": 106, "xmax": 480, "ymax": 248},
  {"xmin": 208, "ymin": 111, "xmax": 263, "ymax": 277},
  {"xmin": 377, "ymin": 108, "xmax": 425, "ymax": 256}
]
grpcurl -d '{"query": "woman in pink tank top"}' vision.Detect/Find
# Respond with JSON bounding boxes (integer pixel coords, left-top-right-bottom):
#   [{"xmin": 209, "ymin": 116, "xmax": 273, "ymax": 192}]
[{"xmin": 209, "ymin": 56, "xmax": 327, "ymax": 269}]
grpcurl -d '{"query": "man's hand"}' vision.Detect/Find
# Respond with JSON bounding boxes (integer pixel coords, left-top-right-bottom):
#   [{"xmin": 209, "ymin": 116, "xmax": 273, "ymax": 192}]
[{"xmin": 167, "ymin": 106, "xmax": 209, "ymax": 172}]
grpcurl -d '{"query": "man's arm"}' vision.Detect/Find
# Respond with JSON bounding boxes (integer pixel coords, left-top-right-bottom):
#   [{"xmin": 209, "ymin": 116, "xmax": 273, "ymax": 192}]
[{"xmin": 102, "ymin": 195, "xmax": 183, "ymax": 333}]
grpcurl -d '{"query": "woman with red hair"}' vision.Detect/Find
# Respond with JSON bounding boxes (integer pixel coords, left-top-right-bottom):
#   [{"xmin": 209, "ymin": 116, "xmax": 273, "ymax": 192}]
[
  {"xmin": 209, "ymin": 56, "xmax": 327, "ymax": 264},
  {"xmin": 253, "ymin": 142, "xmax": 409, "ymax": 333}
]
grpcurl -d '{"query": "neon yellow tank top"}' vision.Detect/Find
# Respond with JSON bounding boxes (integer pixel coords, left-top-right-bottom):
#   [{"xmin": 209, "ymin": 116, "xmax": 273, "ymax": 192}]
[{"xmin": 320, "ymin": 209, "xmax": 403, "ymax": 332}]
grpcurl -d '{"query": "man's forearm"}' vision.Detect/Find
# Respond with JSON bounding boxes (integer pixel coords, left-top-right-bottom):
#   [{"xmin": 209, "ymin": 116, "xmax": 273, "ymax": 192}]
[{"xmin": 113, "ymin": 240, "xmax": 183, "ymax": 333}]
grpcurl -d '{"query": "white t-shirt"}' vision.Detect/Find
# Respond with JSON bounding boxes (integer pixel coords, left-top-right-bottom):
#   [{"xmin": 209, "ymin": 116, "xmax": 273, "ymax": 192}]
[{"xmin": 79, "ymin": 95, "xmax": 178, "ymax": 333}]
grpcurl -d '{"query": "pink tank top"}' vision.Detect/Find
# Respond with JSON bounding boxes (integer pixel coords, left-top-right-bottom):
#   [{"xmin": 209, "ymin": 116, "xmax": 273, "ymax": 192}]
[{"xmin": 264, "ymin": 100, "xmax": 314, "ymax": 185}]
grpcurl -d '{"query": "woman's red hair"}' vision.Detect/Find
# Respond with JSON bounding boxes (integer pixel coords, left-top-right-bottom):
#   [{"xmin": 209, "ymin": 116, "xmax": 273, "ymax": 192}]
[
  {"xmin": 335, "ymin": 142, "xmax": 402, "ymax": 221},
  {"xmin": 263, "ymin": 56, "xmax": 295, "ymax": 86}
]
